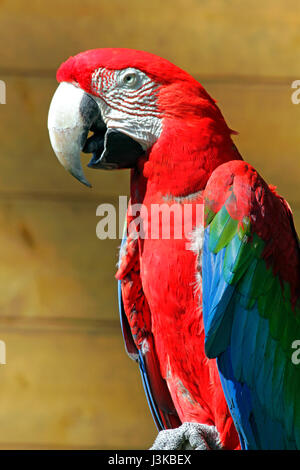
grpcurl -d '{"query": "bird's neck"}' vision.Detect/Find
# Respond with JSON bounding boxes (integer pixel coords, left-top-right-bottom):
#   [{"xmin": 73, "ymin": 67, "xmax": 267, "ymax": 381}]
[{"xmin": 130, "ymin": 117, "xmax": 242, "ymax": 203}]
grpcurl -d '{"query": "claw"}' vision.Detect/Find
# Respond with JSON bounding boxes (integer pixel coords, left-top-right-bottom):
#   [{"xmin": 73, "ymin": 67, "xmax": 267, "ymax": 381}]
[{"xmin": 150, "ymin": 422, "xmax": 222, "ymax": 450}]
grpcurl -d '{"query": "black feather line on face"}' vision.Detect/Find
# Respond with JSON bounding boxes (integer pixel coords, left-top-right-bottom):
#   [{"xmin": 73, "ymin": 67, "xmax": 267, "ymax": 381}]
[{"xmin": 79, "ymin": 91, "xmax": 145, "ymax": 170}]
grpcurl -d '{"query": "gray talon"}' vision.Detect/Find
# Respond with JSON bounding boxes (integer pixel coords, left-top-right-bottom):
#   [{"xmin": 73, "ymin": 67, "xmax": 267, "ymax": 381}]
[{"xmin": 150, "ymin": 422, "xmax": 222, "ymax": 450}]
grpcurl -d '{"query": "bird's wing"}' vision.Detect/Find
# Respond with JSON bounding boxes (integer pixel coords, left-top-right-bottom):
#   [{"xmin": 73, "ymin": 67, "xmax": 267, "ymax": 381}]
[
  {"xmin": 201, "ymin": 160, "xmax": 300, "ymax": 449},
  {"xmin": 116, "ymin": 207, "xmax": 181, "ymax": 431}
]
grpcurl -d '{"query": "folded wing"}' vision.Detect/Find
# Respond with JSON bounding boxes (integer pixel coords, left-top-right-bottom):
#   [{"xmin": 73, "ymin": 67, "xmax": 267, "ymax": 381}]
[{"xmin": 202, "ymin": 160, "xmax": 300, "ymax": 449}]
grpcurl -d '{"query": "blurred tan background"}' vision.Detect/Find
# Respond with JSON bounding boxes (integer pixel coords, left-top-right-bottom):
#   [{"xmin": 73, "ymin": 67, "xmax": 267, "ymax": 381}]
[{"xmin": 0, "ymin": 0, "xmax": 299, "ymax": 449}]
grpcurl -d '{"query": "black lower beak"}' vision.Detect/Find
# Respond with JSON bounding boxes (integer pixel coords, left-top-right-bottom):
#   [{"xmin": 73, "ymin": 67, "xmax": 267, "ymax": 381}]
[
  {"xmin": 82, "ymin": 112, "xmax": 145, "ymax": 171},
  {"xmin": 84, "ymin": 127, "xmax": 145, "ymax": 170}
]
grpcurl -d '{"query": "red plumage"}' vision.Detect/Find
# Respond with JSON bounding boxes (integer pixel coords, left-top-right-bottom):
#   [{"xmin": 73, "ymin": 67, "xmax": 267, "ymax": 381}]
[
  {"xmin": 205, "ymin": 161, "xmax": 300, "ymax": 304},
  {"xmin": 58, "ymin": 49, "xmax": 242, "ymax": 448},
  {"xmin": 80, "ymin": 49, "xmax": 243, "ymax": 449},
  {"xmin": 57, "ymin": 49, "xmax": 298, "ymax": 449}
]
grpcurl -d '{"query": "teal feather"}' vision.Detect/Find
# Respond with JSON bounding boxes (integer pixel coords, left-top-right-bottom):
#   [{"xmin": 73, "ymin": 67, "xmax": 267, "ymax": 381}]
[
  {"xmin": 237, "ymin": 258, "xmax": 259, "ymax": 309},
  {"xmin": 230, "ymin": 298, "xmax": 248, "ymax": 381},
  {"xmin": 203, "ymin": 187, "xmax": 300, "ymax": 449},
  {"xmin": 268, "ymin": 281, "xmax": 284, "ymax": 341},
  {"xmin": 294, "ymin": 376, "xmax": 300, "ymax": 449},
  {"xmin": 223, "ymin": 233, "xmax": 253, "ymax": 284},
  {"xmin": 252, "ymin": 315, "xmax": 269, "ymax": 386},
  {"xmin": 271, "ymin": 344, "xmax": 287, "ymax": 423},
  {"xmin": 283, "ymin": 362, "xmax": 295, "ymax": 440},
  {"xmin": 262, "ymin": 336, "xmax": 277, "ymax": 417},
  {"xmin": 241, "ymin": 303, "xmax": 260, "ymax": 385}
]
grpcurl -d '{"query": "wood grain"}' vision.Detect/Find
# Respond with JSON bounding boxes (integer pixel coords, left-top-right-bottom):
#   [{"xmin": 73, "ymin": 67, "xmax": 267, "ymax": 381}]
[
  {"xmin": 0, "ymin": 198, "xmax": 122, "ymax": 321},
  {"xmin": 0, "ymin": 0, "xmax": 298, "ymax": 450},
  {"xmin": 0, "ymin": 0, "xmax": 299, "ymax": 78},
  {"xmin": 0, "ymin": 75, "xmax": 298, "ymax": 219},
  {"xmin": 0, "ymin": 328, "xmax": 156, "ymax": 449}
]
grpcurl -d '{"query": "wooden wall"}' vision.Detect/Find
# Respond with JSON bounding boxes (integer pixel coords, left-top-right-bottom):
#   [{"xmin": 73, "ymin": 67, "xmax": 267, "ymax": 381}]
[{"xmin": 0, "ymin": 0, "xmax": 299, "ymax": 449}]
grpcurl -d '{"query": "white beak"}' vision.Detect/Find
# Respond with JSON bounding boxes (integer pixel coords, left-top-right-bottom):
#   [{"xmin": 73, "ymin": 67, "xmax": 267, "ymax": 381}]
[{"xmin": 48, "ymin": 82, "xmax": 100, "ymax": 187}]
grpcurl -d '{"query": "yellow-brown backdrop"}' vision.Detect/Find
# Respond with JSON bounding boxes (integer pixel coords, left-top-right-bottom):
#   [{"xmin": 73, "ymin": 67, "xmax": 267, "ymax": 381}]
[{"xmin": 0, "ymin": 0, "xmax": 299, "ymax": 449}]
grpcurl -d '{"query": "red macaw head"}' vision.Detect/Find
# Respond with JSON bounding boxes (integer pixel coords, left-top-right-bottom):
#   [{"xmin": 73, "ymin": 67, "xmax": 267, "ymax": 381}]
[{"xmin": 48, "ymin": 48, "xmax": 234, "ymax": 187}]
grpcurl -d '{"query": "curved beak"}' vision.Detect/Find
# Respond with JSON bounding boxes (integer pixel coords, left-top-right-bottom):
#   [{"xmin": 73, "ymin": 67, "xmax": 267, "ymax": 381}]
[
  {"xmin": 48, "ymin": 82, "xmax": 101, "ymax": 187},
  {"xmin": 48, "ymin": 81, "xmax": 145, "ymax": 186}
]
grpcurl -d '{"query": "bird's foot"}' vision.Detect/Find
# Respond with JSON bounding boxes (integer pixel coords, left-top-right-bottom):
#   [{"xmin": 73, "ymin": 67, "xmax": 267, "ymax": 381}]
[{"xmin": 150, "ymin": 422, "xmax": 222, "ymax": 450}]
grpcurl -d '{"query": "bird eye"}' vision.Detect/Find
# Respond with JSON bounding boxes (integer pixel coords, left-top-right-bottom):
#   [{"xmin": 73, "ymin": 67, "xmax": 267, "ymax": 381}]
[{"xmin": 122, "ymin": 72, "xmax": 137, "ymax": 87}]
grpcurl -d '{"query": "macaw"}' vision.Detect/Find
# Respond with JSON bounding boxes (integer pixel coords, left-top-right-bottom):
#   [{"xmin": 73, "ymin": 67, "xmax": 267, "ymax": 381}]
[{"xmin": 47, "ymin": 48, "xmax": 300, "ymax": 450}]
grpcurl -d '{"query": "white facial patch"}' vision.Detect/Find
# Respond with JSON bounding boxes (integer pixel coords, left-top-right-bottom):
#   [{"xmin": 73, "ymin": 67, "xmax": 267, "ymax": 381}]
[{"xmin": 90, "ymin": 67, "xmax": 163, "ymax": 150}]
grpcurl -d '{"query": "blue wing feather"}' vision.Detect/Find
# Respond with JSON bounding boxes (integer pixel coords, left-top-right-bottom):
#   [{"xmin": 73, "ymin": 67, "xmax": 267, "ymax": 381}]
[
  {"xmin": 202, "ymin": 222, "xmax": 299, "ymax": 449},
  {"xmin": 202, "ymin": 233, "xmax": 235, "ymax": 357}
]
